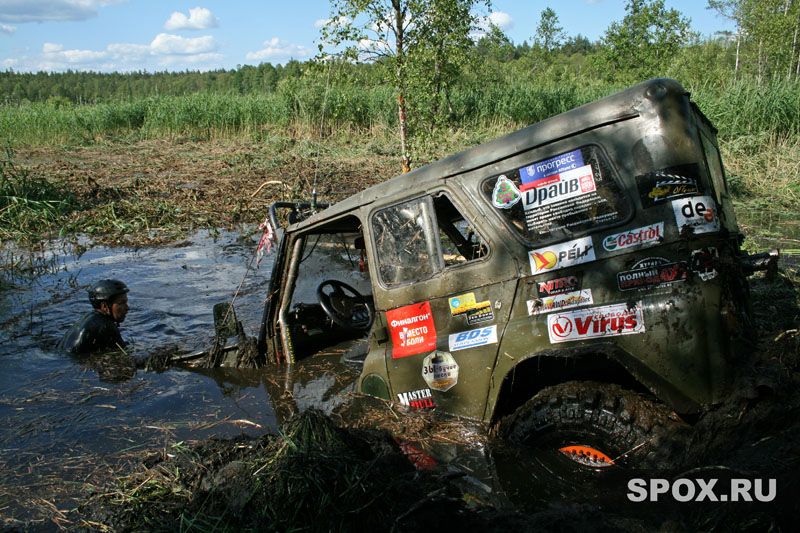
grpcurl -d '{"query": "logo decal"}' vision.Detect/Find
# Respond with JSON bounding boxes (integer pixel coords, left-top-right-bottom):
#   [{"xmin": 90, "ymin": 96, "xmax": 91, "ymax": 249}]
[
  {"xmin": 448, "ymin": 325, "xmax": 498, "ymax": 352},
  {"xmin": 691, "ymin": 247, "xmax": 719, "ymax": 281},
  {"xmin": 492, "ymin": 175, "xmax": 522, "ymax": 209},
  {"xmin": 386, "ymin": 301, "xmax": 437, "ymax": 358},
  {"xmin": 672, "ymin": 195, "xmax": 719, "ymax": 235},
  {"xmin": 636, "ymin": 164, "xmax": 701, "ymax": 208},
  {"xmin": 519, "ymin": 149, "xmax": 585, "ymax": 191},
  {"xmin": 396, "ymin": 388, "xmax": 436, "ymax": 409},
  {"xmin": 547, "ymin": 302, "xmax": 646, "ymax": 343},
  {"xmin": 602, "ymin": 222, "xmax": 664, "ymax": 252},
  {"xmin": 529, "ymin": 236, "xmax": 595, "ymax": 274},
  {"xmin": 422, "ymin": 351, "xmax": 459, "ymax": 392},
  {"xmin": 537, "ymin": 275, "xmax": 580, "ymax": 296},
  {"xmin": 528, "ymin": 289, "xmax": 594, "ymax": 316},
  {"xmin": 617, "ymin": 258, "xmax": 689, "ymax": 291}
]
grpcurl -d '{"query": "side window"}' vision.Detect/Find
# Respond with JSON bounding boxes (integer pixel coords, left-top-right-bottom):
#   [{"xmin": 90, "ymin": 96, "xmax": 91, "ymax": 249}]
[
  {"xmin": 372, "ymin": 193, "xmax": 488, "ymax": 286},
  {"xmin": 481, "ymin": 145, "xmax": 631, "ymax": 245}
]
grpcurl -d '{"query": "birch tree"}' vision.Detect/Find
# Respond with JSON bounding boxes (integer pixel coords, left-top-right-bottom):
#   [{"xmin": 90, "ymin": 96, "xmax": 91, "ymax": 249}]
[{"xmin": 319, "ymin": 0, "xmax": 490, "ymax": 173}]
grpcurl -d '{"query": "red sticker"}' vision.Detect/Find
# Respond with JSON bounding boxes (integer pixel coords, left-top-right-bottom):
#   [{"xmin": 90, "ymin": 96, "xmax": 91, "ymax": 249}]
[{"xmin": 386, "ymin": 301, "xmax": 437, "ymax": 358}]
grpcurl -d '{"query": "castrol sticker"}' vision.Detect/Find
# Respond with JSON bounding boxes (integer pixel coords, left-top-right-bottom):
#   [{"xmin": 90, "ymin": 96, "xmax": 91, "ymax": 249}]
[
  {"xmin": 387, "ymin": 301, "xmax": 437, "ymax": 358},
  {"xmin": 547, "ymin": 302, "xmax": 645, "ymax": 344},
  {"xmin": 602, "ymin": 222, "xmax": 664, "ymax": 252},
  {"xmin": 529, "ymin": 236, "xmax": 595, "ymax": 274}
]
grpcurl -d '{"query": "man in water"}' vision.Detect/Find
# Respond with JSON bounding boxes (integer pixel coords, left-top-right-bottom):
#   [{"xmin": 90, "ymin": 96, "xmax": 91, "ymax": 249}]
[{"xmin": 58, "ymin": 279, "xmax": 129, "ymax": 355}]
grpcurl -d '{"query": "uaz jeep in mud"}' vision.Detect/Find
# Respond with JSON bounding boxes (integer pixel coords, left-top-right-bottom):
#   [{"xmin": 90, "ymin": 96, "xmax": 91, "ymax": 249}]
[{"xmin": 244, "ymin": 79, "xmax": 775, "ymax": 468}]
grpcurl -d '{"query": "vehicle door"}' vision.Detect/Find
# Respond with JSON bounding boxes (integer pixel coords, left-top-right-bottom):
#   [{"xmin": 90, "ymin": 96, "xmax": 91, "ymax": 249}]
[{"xmin": 367, "ymin": 189, "xmax": 520, "ymax": 419}]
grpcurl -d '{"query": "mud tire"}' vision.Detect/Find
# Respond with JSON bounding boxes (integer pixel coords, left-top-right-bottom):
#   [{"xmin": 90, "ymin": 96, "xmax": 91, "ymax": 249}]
[{"xmin": 498, "ymin": 381, "xmax": 689, "ymax": 469}]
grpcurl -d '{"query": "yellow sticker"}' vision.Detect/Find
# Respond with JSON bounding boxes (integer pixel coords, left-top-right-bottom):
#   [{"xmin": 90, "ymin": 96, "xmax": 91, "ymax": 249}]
[{"xmin": 448, "ymin": 293, "xmax": 477, "ymax": 315}]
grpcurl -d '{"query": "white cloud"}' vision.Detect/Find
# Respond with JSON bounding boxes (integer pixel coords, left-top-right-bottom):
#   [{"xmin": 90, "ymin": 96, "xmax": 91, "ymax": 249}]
[
  {"xmin": 42, "ymin": 42, "xmax": 107, "ymax": 64},
  {"xmin": 1, "ymin": 23, "xmax": 16, "ymax": 34},
  {"xmin": 0, "ymin": 0, "xmax": 123, "ymax": 23},
  {"xmin": 314, "ymin": 16, "xmax": 350, "ymax": 29},
  {"xmin": 164, "ymin": 7, "xmax": 218, "ymax": 31},
  {"xmin": 8, "ymin": 33, "xmax": 223, "ymax": 72},
  {"xmin": 487, "ymin": 11, "xmax": 513, "ymax": 31},
  {"xmin": 158, "ymin": 52, "xmax": 223, "ymax": 66},
  {"xmin": 150, "ymin": 33, "xmax": 218, "ymax": 55},
  {"xmin": 246, "ymin": 37, "xmax": 310, "ymax": 61}
]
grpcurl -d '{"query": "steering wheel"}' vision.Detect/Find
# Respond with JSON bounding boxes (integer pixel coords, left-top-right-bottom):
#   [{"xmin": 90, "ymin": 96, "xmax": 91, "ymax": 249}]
[{"xmin": 316, "ymin": 279, "xmax": 374, "ymax": 331}]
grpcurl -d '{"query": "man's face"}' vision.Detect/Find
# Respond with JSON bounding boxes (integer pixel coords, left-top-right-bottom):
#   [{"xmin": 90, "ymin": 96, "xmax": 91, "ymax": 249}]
[{"xmin": 108, "ymin": 294, "xmax": 129, "ymax": 323}]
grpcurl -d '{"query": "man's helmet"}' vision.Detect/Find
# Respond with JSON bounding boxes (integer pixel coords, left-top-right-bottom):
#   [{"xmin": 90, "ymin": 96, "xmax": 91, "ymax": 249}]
[{"xmin": 88, "ymin": 279, "xmax": 129, "ymax": 308}]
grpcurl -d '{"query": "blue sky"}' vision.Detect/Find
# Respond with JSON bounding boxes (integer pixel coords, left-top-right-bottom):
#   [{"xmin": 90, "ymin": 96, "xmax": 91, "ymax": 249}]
[{"xmin": 0, "ymin": 1, "xmax": 736, "ymax": 73}]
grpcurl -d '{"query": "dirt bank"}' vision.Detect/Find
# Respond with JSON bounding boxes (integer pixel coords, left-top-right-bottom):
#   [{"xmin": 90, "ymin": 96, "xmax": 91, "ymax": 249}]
[{"xmin": 15, "ymin": 135, "xmax": 401, "ymax": 246}]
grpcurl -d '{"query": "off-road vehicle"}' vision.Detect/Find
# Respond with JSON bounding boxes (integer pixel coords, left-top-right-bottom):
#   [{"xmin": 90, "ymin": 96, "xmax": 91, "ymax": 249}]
[{"xmin": 231, "ymin": 79, "xmax": 775, "ymax": 467}]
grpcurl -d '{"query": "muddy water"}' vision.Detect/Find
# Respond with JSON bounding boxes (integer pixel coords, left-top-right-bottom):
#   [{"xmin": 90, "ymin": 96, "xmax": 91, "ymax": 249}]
[{"xmin": 0, "ymin": 230, "xmax": 367, "ymax": 525}]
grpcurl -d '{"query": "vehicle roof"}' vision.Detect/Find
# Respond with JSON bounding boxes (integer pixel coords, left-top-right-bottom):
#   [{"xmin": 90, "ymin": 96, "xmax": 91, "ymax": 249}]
[{"xmin": 290, "ymin": 78, "xmax": 689, "ymax": 232}]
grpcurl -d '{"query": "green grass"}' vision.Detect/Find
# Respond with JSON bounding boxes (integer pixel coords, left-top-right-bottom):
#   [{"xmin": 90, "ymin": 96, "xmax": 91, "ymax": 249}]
[
  {"xmin": 0, "ymin": 144, "xmax": 77, "ymax": 242},
  {"xmin": 3, "ymin": 79, "xmax": 799, "ymax": 146}
]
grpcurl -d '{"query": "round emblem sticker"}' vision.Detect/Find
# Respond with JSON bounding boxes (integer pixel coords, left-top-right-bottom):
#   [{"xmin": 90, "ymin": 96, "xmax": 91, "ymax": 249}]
[
  {"xmin": 492, "ymin": 175, "xmax": 521, "ymax": 209},
  {"xmin": 422, "ymin": 351, "xmax": 459, "ymax": 392}
]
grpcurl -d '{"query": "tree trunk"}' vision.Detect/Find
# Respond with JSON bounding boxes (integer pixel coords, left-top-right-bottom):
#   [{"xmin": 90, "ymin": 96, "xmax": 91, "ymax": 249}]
[
  {"xmin": 397, "ymin": 92, "xmax": 411, "ymax": 173},
  {"xmin": 735, "ymin": 32, "xmax": 741, "ymax": 78},
  {"xmin": 393, "ymin": 0, "xmax": 411, "ymax": 173}
]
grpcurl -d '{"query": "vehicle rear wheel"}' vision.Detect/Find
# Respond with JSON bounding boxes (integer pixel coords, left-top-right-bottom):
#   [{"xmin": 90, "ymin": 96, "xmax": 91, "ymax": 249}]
[{"xmin": 497, "ymin": 381, "xmax": 688, "ymax": 469}]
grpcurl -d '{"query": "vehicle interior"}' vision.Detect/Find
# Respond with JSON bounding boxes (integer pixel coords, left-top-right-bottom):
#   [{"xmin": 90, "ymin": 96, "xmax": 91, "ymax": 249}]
[{"xmin": 284, "ymin": 215, "xmax": 375, "ymax": 360}]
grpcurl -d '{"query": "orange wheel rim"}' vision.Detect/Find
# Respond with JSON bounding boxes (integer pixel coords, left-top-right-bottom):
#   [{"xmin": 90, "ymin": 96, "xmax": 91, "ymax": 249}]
[{"xmin": 559, "ymin": 445, "xmax": 615, "ymax": 467}]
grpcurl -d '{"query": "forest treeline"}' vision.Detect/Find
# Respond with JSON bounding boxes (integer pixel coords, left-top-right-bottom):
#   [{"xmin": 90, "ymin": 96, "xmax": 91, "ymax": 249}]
[{"xmin": 1, "ymin": 0, "xmax": 800, "ymax": 146}]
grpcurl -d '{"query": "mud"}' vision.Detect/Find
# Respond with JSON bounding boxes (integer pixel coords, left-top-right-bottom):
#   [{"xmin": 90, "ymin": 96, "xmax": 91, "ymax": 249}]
[
  {"xmin": 1, "ymin": 232, "xmax": 798, "ymax": 531},
  {"xmin": 75, "ymin": 268, "xmax": 800, "ymax": 532}
]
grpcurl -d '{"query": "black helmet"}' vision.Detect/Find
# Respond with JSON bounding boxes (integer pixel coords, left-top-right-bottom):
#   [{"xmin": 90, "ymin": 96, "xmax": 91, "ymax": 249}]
[{"xmin": 88, "ymin": 279, "xmax": 129, "ymax": 308}]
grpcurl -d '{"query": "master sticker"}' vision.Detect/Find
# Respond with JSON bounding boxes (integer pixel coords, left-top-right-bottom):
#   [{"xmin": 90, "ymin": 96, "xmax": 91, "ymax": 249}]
[
  {"xmin": 492, "ymin": 175, "xmax": 521, "ymax": 209},
  {"xmin": 386, "ymin": 301, "xmax": 437, "ymax": 358},
  {"xmin": 422, "ymin": 351, "xmax": 459, "ymax": 392},
  {"xmin": 396, "ymin": 388, "xmax": 436, "ymax": 409}
]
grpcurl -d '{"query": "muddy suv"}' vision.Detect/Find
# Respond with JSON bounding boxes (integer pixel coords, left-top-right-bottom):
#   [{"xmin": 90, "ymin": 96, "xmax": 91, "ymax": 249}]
[{"xmin": 251, "ymin": 79, "xmax": 773, "ymax": 467}]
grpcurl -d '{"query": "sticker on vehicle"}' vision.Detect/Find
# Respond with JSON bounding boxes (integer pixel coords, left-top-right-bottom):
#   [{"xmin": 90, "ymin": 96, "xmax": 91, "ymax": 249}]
[
  {"xmin": 466, "ymin": 303, "xmax": 494, "ymax": 325},
  {"xmin": 672, "ymin": 195, "xmax": 720, "ymax": 235},
  {"xmin": 691, "ymin": 247, "xmax": 719, "ymax": 281},
  {"xmin": 491, "ymin": 175, "xmax": 521, "ymax": 209},
  {"xmin": 386, "ymin": 301, "xmax": 437, "ymax": 358},
  {"xmin": 529, "ymin": 236, "xmax": 595, "ymax": 274},
  {"xmin": 617, "ymin": 258, "xmax": 689, "ymax": 291},
  {"xmin": 448, "ymin": 325, "xmax": 498, "ymax": 352},
  {"xmin": 422, "ymin": 351, "xmax": 459, "ymax": 392},
  {"xmin": 519, "ymin": 148, "xmax": 584, "ymax": 191},
  {"xmin": 527, "ymin": 289, "xmax": 594, "ymax": 316},
  {"xmin": 537, "ymin": 275, "xmax": 580, "ymax": 296},
  {"xmin": 396, "ymin": 388, "xmax": 436, "ymax": 409},
  {"xmin": 637, "ymin": 164, "xmax": 702, "ymax": 207},
  {"xmin": 602, "ymin": 222, "xmax": 664, "ymax": 252},
  {"xmin": 547, "ymin": 302, "xmax": 646, "ymax": 343}
]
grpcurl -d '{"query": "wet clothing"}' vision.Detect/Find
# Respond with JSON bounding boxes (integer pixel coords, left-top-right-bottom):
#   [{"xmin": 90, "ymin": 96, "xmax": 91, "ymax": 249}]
[{"xmin": 58, "ymin": 310, "xmax": 127, "ymax": 355}]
